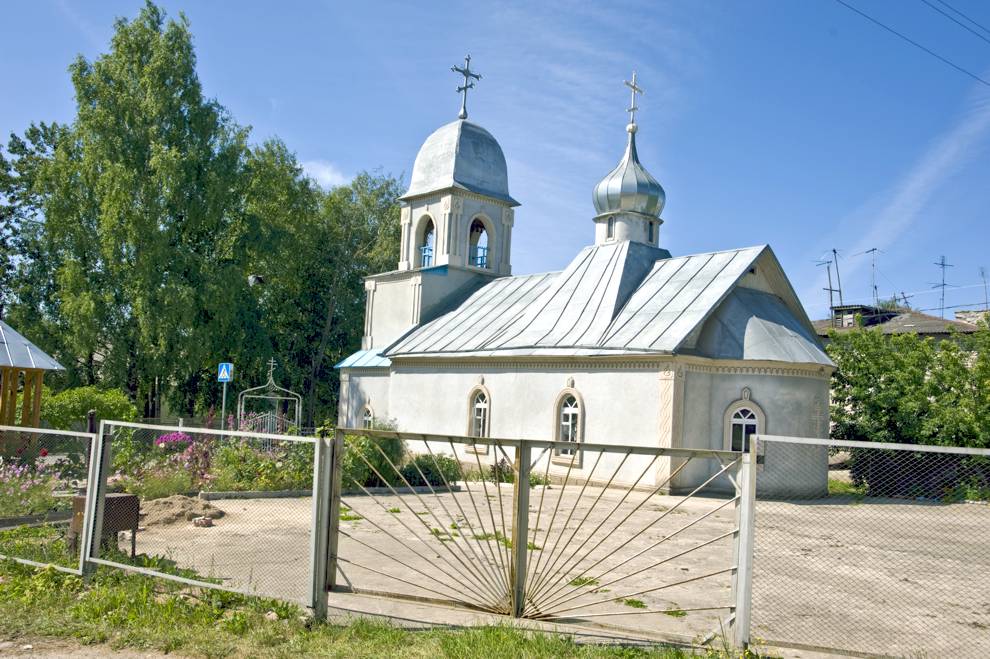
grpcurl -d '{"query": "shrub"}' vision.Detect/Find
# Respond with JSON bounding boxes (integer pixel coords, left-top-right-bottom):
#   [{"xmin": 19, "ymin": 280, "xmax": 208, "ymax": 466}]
[
  {"xmin": 117, "ymin": 468, "xmax": 196, "ymax": 500},
  {"xmin": 40, "ymin": 386, "xmax": 137, "ymax": 431},
  {"xmin": 400, "ymin": 454, "xmax": 461, "ymax": 487},
  {"xmin": 0, "ymin": 459, "xmax": 62, "ymax": 517},
  {"xmin": 329, "ymin": 420, "xmax": 405, "ymax": 488},
  {"xmin": 208, "ymin": 440, "xmax": 314, "ymax": 492}
]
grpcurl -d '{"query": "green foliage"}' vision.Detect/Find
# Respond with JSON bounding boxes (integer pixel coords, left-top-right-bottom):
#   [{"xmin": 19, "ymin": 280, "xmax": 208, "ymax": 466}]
[
  {"xmin": 400, "ymin": 453, "xmax": 461, "ymax": 487},
  {"xmin": 0, "ymin": 461, "xmax": 62, "ymax": 517},
  {"xmin": 828, "ymin": 327, "xmax": 990, "ymax": 449},
  {"xmin": 117, "ymin": 469, "xmax": 196, "ymax": 500},
  {"xmin": 569, "ymin": 576, "xmax": 600, "ymax": 587},
  {"xmin": 0, "ymin": 526, "xmax": 72, "ymax": 567},
  {"xmin": 0, "ymin": 3, "xmax": 402, "ymax": 425},
  {"xmin": 40, "ymin": 386, "xmax": 136, "ymax": 431},
  {"xmin": 0, "ymin": 559, "xmax": 691, "ymax": 658},
  {"xmin": 828, "ymin": 326, "xmax": 990, "ymax": 496},
  {"xmin": 208, "ymin": 440, "xmax": 314, "ymax": 492},
  {"xmin": 827, "ymin": 478, "xmax": 866, "ymax": 499},
  {"xmin": 339, "ymin": 421, "xmax": 405, "ymax": 488},
  {"xmin": 622, "ymin": 598, "xmax": 647, "ymax": 609}
]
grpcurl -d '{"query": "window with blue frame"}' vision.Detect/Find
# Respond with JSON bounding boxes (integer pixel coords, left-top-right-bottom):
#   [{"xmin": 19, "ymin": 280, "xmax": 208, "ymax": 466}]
[
  {"xmin": 419, "ymin": 219, "xmax": 435, "ymax": 268},
  {"xmin": 469, "ymin": 218, "xmax": 489, "ymax": 268}
]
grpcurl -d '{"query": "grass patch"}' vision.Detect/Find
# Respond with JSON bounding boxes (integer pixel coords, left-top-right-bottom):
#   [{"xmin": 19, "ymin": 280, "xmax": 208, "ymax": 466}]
[
  {"xmin": 569, "ymin": 576, "xmax": 600, "ymax": 587},
  {"xmin": 339, "ymin": 512, "xmax": 363, "ymax": 521},
  {"xmin": 828, "ymin": 478, "xmax": 866, "ymax": 498},
  {"xmin": 387, "ymin": 507, "xmax": 401, "ymax": 513},
  {"xmin": 0, "ymin": 559, "xmax": 692, "ymax": 658},
  {"xmin": 622, "ymin": 598, "xmax": 647, "ymax": 609},
  {"xmin": 663, "ymin": 609, "xmax": 686, "ymax": 618}
]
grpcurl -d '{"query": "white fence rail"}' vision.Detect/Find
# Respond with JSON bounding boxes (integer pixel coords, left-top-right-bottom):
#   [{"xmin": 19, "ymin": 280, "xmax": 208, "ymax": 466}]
[{"xmin": 5, "ymin": 422, "xmax": 989, "ymax": 654}]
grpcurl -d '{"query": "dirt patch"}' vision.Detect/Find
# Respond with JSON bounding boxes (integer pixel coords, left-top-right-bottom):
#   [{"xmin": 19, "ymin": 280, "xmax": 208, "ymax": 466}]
[{"xmin": 140, "ymin": 496, "xmax": 224, "ymax": 527}]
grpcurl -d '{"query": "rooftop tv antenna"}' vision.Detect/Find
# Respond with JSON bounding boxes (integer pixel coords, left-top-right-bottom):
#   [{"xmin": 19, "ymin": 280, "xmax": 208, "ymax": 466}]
[
  {"xmin": 816, "ymin": 258, "xmax": 839, "ymax": 312},
  {"xmin": 981, "ymin": 266, "xmax": 989, "ymax": 311},
  {"xmin": 831, "ymin": 248, "xmax": 844, "ymax": 305},
  {"xmin": 931, "ymin": 255, "xmax": 954, "ymax": 319}
]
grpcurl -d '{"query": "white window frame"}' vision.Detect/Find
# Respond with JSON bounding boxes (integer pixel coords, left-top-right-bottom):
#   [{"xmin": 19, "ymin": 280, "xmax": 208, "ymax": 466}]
[
  {"xmin": 552, "ymin": 389, "xmax": 584, "ymax": 467},
  {"xmin": 465, "ymin": 385, "xmax": 491, "ymax": 454},
  {"xmin": 362, "ymin": 405, "xmax": 375, "ymax": 429},
  {"xmin": 723, "ymin": 390, "xmax": 766, "ymax": 467}
]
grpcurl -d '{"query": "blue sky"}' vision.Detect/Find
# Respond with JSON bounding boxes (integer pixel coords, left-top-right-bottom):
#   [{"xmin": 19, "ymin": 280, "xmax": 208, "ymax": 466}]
[{"xmin": 3, "ymin": 0, "xmax": 990, "ymax": 320}]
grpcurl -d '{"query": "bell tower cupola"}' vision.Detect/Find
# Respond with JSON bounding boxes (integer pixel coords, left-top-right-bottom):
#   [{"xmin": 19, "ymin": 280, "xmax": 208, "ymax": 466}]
[
  {"xmin": 592, "ymin": 72, "xmax": 666, "ymax": 247},
  {"xmin": 397, "ymin": 55, "xmax": 518, "ymax": 277}
]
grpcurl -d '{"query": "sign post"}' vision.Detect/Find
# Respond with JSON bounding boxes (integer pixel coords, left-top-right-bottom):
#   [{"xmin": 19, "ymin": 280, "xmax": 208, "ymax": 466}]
[{"xmin": 217, "ymin": 362, "xmax": 233, "ymax": 431}]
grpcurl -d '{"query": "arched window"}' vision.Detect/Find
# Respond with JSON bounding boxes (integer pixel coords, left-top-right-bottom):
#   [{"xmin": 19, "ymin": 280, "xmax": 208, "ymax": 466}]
[
  {"xmin": 723, "ymin": 389, "xmax": 765, "ymax": 455},
  {"xmin": 466, "ymin": 386, "xmax": 491, "ymax": 454},
  {"xmin": 554, "ymin": 393, "xmax": 582, "ymax": 460},
  {"xmin": 471, "ymin": 391, "xmax": 489, "ymax": 438},
  {"xmin": 606, "ymin": 217, "xmax": 615, "ymax": 240},
  {"xmin": 469, "ymin": 218, "xmax": 489, "ymax": 268},
  {"xmin": 362, "ymin": 406, "xmax": 374, "ymax": 429},
  {"xmin": 730, "ymin": 408, "xmax": 758, "ymax": 452},
  {"xmin": 417, "ymin": 217, "xmax": 435, "ymax": 268},
  {"xmin": 647, "ymin": 221, "xmax": 655, "ymax": 243}
]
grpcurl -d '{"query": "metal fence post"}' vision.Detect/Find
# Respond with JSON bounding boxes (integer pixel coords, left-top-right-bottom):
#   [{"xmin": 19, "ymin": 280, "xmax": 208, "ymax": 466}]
[
  {"xmin": 80, "ymin": 421, "xmax": 112, "ymax": 578},
  {"xmin": 731, "ymin": 437, "xmax": 758, "ymax": 649},
  {"xmin": 510, "ymin": 442, "xmax": 532, "ymax": 617},
  {"xmin": 309, "ymin": 433, "xmax": 332, "ymax": 619},
  {"xmin": 325, "ymin": 429, "xmax": 345, "ymax": 598}
]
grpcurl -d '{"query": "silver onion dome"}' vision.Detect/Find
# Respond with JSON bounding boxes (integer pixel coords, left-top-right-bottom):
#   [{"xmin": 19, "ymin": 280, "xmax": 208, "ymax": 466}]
[{"xmin": 592, "ymin": 123, "xmax": 665, "ymax": 218}]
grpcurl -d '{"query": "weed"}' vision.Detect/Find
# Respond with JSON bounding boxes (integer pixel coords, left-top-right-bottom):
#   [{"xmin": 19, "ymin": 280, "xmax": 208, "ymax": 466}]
[
  {"xmin": 569, "ymin": 576, "xmax": 600, "ymax": 587},
  {"xmin": 622, "ymin": 598, "xmax": 647, "ymax": 609}
]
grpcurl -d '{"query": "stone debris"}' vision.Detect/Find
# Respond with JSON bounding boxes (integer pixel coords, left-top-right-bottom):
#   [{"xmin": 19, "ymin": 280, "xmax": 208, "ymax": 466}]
[
  {"xmin": 264, "ymin": 611, "xmax": 279, "ymax": 622},
  {"xmin": 140, "ymin": 495, "xmax": 224, "ymax": 527},
  {"xmin": 192, "ymin": 516, "xmax": 214, "ymax": 528}
]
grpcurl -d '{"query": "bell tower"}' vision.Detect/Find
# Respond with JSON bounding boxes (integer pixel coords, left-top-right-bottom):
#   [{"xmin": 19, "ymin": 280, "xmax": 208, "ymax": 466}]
[{"xmin": 361, "ymin": 56, "xmax": 518, "ymax": 351}]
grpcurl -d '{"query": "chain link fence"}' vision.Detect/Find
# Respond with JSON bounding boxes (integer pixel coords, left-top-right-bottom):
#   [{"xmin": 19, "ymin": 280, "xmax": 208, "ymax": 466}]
[
  {"xmin": 87, "ymin": 421, "xmax": 322, "ymax": 604},
  {"xmin": 0, "ymin": 425, "xmax": 96, "ymax": 574},
  {"xmin": 752, "ymin": 435, "xmax": 990, "ymax": 657}
]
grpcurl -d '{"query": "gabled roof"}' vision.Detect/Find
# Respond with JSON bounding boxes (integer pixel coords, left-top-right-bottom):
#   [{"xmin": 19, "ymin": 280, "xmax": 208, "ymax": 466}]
[
  {"xmin": 334, "ymin": 349, "xmax": 391, "ymax": 369},
  {"xmin": 379, "ymin": 242, "xmax": 832, "ymax": 367},
  {"xmin": 0, "ymin": 320, "xmax": 63, "ymax": 371}
]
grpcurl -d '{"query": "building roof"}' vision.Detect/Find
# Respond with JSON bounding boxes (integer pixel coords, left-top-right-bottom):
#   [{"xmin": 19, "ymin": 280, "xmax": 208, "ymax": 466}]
[
  {"xmin": 378, "ymin": 242, "xmax": 832, "ymax": 367},
  {"xmin": 0, "ymin": 320, "xmax": 63, "ymax": 371},
  {"xmin": 334, "ymin": 349, "xmax": 391, "ymax": 369},
  {"xmin": 400, "ymin": 119, "xmax": 518, "ymax": 206},
  {"xmin": 813, "ymin": 311, "xmax": 980, "ymax": 337}
]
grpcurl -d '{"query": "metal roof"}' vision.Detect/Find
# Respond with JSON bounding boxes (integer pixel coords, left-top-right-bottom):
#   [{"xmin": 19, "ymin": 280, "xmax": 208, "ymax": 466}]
[
  {"xmin": 334, "ymin": 349, "xmax": 391, "ymax": 369},
  {"xmin": 0, "ymin": 320, "xmax": 63, "ymax": 371},
  {"xmin": 400, "ymin": 119, "xmax": 519, "ymax": 206},
  {"xmin": 381, "ymin": 242, "xmax": 832, "ymax": 367}
]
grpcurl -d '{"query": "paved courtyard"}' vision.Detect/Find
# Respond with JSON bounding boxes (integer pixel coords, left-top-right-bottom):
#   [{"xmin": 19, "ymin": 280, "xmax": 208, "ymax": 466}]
[{"xmin": 122, "ymin": 486, "xmax": 990, "ymax": 656}]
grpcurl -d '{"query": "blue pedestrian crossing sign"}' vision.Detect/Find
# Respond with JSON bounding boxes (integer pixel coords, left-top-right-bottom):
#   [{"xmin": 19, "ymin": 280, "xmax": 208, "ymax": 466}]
[{"xmin": 217, "ymin": 362, "xmax": 234, "ymax": 383}]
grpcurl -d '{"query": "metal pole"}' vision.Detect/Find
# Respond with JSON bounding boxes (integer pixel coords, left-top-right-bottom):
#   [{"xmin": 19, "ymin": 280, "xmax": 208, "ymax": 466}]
[
  {"xmin": 731, "ymin": 438, "xmax": 757, "ymax": 649},
  {"xmin": 325, "ymin": 429, "xmax": 345, "ymax": 599},
  {"xmin": 81, "ymin": 421, "xmax": 112, "ymax": 579},
  {"xmin": 220, "ymin": 381, "xmax": 227, "ymax": 431},
  {"xmin": 309, "ymin": 433, "xmax": 332, "ymax": 619},
  {"xmin": 510, "ymin": 442, "xmax": 532, "ymax": 617}
]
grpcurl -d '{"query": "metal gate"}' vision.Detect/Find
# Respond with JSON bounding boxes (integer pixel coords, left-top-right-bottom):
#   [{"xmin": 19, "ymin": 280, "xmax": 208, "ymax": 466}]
[{"xmin": 327, "ymin": 428, "xmax": 756, "ymax": 645}]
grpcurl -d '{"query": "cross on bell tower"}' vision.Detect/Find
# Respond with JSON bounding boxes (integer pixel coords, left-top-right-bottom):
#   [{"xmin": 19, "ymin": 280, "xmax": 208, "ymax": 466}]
[{"xmin": 452, "ymin": 55, "xmax": 482, "ymax": 120}]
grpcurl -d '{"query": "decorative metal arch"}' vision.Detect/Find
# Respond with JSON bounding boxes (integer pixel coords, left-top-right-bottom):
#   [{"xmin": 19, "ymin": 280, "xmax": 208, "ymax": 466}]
[{"xmin": 235, "ymin": 359, "xmax": 303, "ymax": 434}]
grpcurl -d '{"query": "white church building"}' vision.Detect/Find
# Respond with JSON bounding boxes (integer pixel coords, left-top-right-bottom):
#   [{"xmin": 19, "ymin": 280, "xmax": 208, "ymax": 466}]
[{"xmin": 337, "ymin": 68, "xmax": 833, "ymax": 497}]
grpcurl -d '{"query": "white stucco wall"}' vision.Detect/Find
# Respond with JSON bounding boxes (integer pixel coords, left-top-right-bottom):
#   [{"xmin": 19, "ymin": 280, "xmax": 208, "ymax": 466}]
[
  {"xmin": 341, "ymin": 359, "xmax": 831, "ymax": 498},
  {"xmin": 678, "ymin": 367, "xmax": 829, "ymax": 497}
]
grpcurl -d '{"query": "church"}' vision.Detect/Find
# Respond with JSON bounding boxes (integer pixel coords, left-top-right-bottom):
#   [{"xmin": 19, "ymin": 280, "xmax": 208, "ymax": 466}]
[{"xmin": 337, "ymin": 64, "xmax": 833, "ymax": 497}]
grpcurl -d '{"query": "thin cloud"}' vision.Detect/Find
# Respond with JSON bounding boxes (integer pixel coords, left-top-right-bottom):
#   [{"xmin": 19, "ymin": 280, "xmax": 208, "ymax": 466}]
[
  {"xmin": 302, "ymin": 160, "xmax": 350, "ymax": 188},
  {"xmin": 56, "ymin": 0, "xmax": 105, "ymax": 50},
  {"xmin": 802, "ymin": 84, "xmax": 990, "ymax": 311}
]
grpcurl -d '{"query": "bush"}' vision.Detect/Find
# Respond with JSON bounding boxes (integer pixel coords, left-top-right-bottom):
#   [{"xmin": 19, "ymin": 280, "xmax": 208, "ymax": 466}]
[
  {"xmin": 400, "ymin": 454, "xmax": 461, "ymax": 487},
  {"xmin": 0, "ymin": 459, "xmax": 63, "ymax": 517},
  {"xmin": 41, "ymin": 386, "xmax": 137, "ymax": 431},
  {"xmin": 325, "ymin": 420, "xmax": 405, "ymax": 488},
  {"xmin": 208, "ymin": 440, "xmax": 314, "ymax": 492},
  {"xmin": 117, "ymin": 468, "xmax": 196, "ymax": 500}
]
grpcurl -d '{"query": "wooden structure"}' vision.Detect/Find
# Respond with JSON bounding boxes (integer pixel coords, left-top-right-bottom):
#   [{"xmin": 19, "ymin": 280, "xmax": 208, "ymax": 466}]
[{"xmin": 0, "ymin": 320, "xmax": 63, "ymax": 427}]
